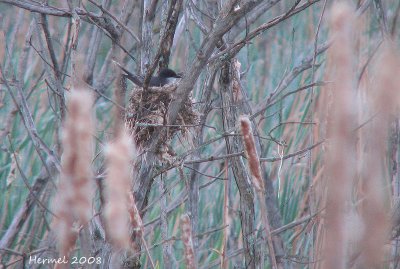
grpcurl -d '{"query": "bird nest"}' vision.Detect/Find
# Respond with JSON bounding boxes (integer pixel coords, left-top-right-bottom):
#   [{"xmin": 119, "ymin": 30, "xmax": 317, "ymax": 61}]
[{"xmin": 125, "ymin": 83, "xmax": 198, "ymax": 153}]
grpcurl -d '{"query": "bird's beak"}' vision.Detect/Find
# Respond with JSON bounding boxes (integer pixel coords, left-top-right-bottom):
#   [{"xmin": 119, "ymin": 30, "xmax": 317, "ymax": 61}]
[{"xmin": 176, "ymin": 73, "xmax": 183, "ymax": 78}]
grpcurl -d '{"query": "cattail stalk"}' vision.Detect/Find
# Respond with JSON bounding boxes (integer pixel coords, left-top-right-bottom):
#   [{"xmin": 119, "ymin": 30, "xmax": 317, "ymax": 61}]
[
  {"xmin": 239, "ymin": 115, "xmax": 279, "ymax": 269},
  {"xmin": 159, "ymin": 176, "xmax": 172, "ymax": 269},
  {"xmin": 222, "ymin": 160, "xmax": 229, "ymax": 269}
]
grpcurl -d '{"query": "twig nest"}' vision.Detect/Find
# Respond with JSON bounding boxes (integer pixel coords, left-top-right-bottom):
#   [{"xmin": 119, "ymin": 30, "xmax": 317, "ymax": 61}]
[{"xmin": 125, "ymin": 83, "xmax": 198, "ymax": 155}]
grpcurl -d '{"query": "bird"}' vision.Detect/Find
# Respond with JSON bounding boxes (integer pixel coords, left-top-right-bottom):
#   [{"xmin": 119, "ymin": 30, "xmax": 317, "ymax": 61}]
[
  {"xmin": 114, "ymin": 61, "xmax": 181, "ymax": 87},
  {"xmin": 150, "ymin": 68, "xmax": 182, "ymax": 87}
]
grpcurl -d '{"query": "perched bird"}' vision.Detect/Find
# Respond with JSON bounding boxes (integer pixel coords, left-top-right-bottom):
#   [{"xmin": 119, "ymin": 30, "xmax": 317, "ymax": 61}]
[
  {"xmin": 149, "ymin": 68, "xmax": 182, "ymax": 87},
  {"xmin": 114, "ymin": 61, "xmax": 181, "ymax": 87}
]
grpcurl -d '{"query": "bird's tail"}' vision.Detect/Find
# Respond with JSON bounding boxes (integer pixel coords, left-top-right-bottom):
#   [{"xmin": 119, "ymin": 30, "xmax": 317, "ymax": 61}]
[{"xmin": 113, "ymin": 61, "xmax": 144, "ymax": 87}]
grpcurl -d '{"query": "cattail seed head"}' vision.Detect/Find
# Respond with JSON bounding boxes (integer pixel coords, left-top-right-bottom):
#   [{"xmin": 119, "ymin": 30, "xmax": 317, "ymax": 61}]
[
  {"xmin": 104, "ymin": 130, "xmax": 134, "ymax": 249},
  {"xmin": 239, "ymin": 115, "xmax": 264, "ymax": 191},
  {"xmin": 323, "ymin": 3, "xmax": 356, "ymax": 269},
  {"xmin": 54, "ymin": 89, "xmax": 95, "ymax": 257}
]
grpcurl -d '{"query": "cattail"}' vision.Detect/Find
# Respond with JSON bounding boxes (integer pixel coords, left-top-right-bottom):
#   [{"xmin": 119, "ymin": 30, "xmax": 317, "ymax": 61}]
[
  {"xmin": 239, "ymin": 115, "xmax": 280, "ymax": 269},
  {"xmin": 372, "ymin": 44, "xmax": 400, "ymax": 113},
  {"xmin": 323, "ymin": 3, "xmax": 356, "ymax": 269},
  {"xmin": 181, "ymin": 214, "xmax": 196, "ymax": 269},
  {"xmin": 104, "ymin": 130, "xmax": 134, "ymax": 249},
  {"xmin": 54, "ymin": 89, "xmax": 95, "ymax": 258},
  {"xmin": 239, "ymin": 115, "xmax": 264, "ymax": 191},
  {"xmin": 128, "ymin": 192, "xmax": 144, "ymax": 241},
  {"xmin": 356, "ymin": 43, "xmax": 400, "ymax": 268},
  {"xmin": 54, "ymin": 215, "xmax": 78, "ymax": 262}
]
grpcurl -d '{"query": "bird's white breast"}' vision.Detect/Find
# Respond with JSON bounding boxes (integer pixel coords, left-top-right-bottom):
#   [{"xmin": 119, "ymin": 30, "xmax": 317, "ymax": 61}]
[{"xmin": 165, "ymin": 77, "xmax": 180, "ymax": 84}]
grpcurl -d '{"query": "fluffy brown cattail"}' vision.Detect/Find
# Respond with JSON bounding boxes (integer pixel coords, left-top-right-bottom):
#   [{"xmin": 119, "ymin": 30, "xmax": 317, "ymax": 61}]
[
  {"xmin": 54, "ymin": 89, "xmax": 95, "ymax": 257},
  {"xmin": 239, "ymin": 115, "xmax": 264, "ymax": 191},
  {"xmin": 372, "ymin": 44, "xmax": 400, "ymax": 113},
  {"xmin": 323, "ymin": 3, "xmax": 356, "ymax": 269},
  {"xmin": 239, "ymin": 115, "xmax": 280, "ymax": 269},
  {"xmin": 356, "ymin": 43, "xmax": 400, "ymax": 268},
  {"xmin": 181, "ymin": 214, "xmax": 196, "ymax": 269},
  {"xmin": 104, "ymin": 130, "xmax": 134, "ymax": 249}
]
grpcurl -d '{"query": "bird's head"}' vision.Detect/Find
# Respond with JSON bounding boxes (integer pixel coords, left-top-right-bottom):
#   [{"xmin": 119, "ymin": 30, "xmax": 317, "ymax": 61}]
[{"xmin": 159, "ymin": 68, "xmax": 182, "ymax": 79}]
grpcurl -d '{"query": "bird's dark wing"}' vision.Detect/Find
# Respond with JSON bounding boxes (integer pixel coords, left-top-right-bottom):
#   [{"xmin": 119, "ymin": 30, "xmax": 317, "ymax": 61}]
[{"xmin": 113, "ymin": 61, "xmax": 144, "ymax": 87}]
